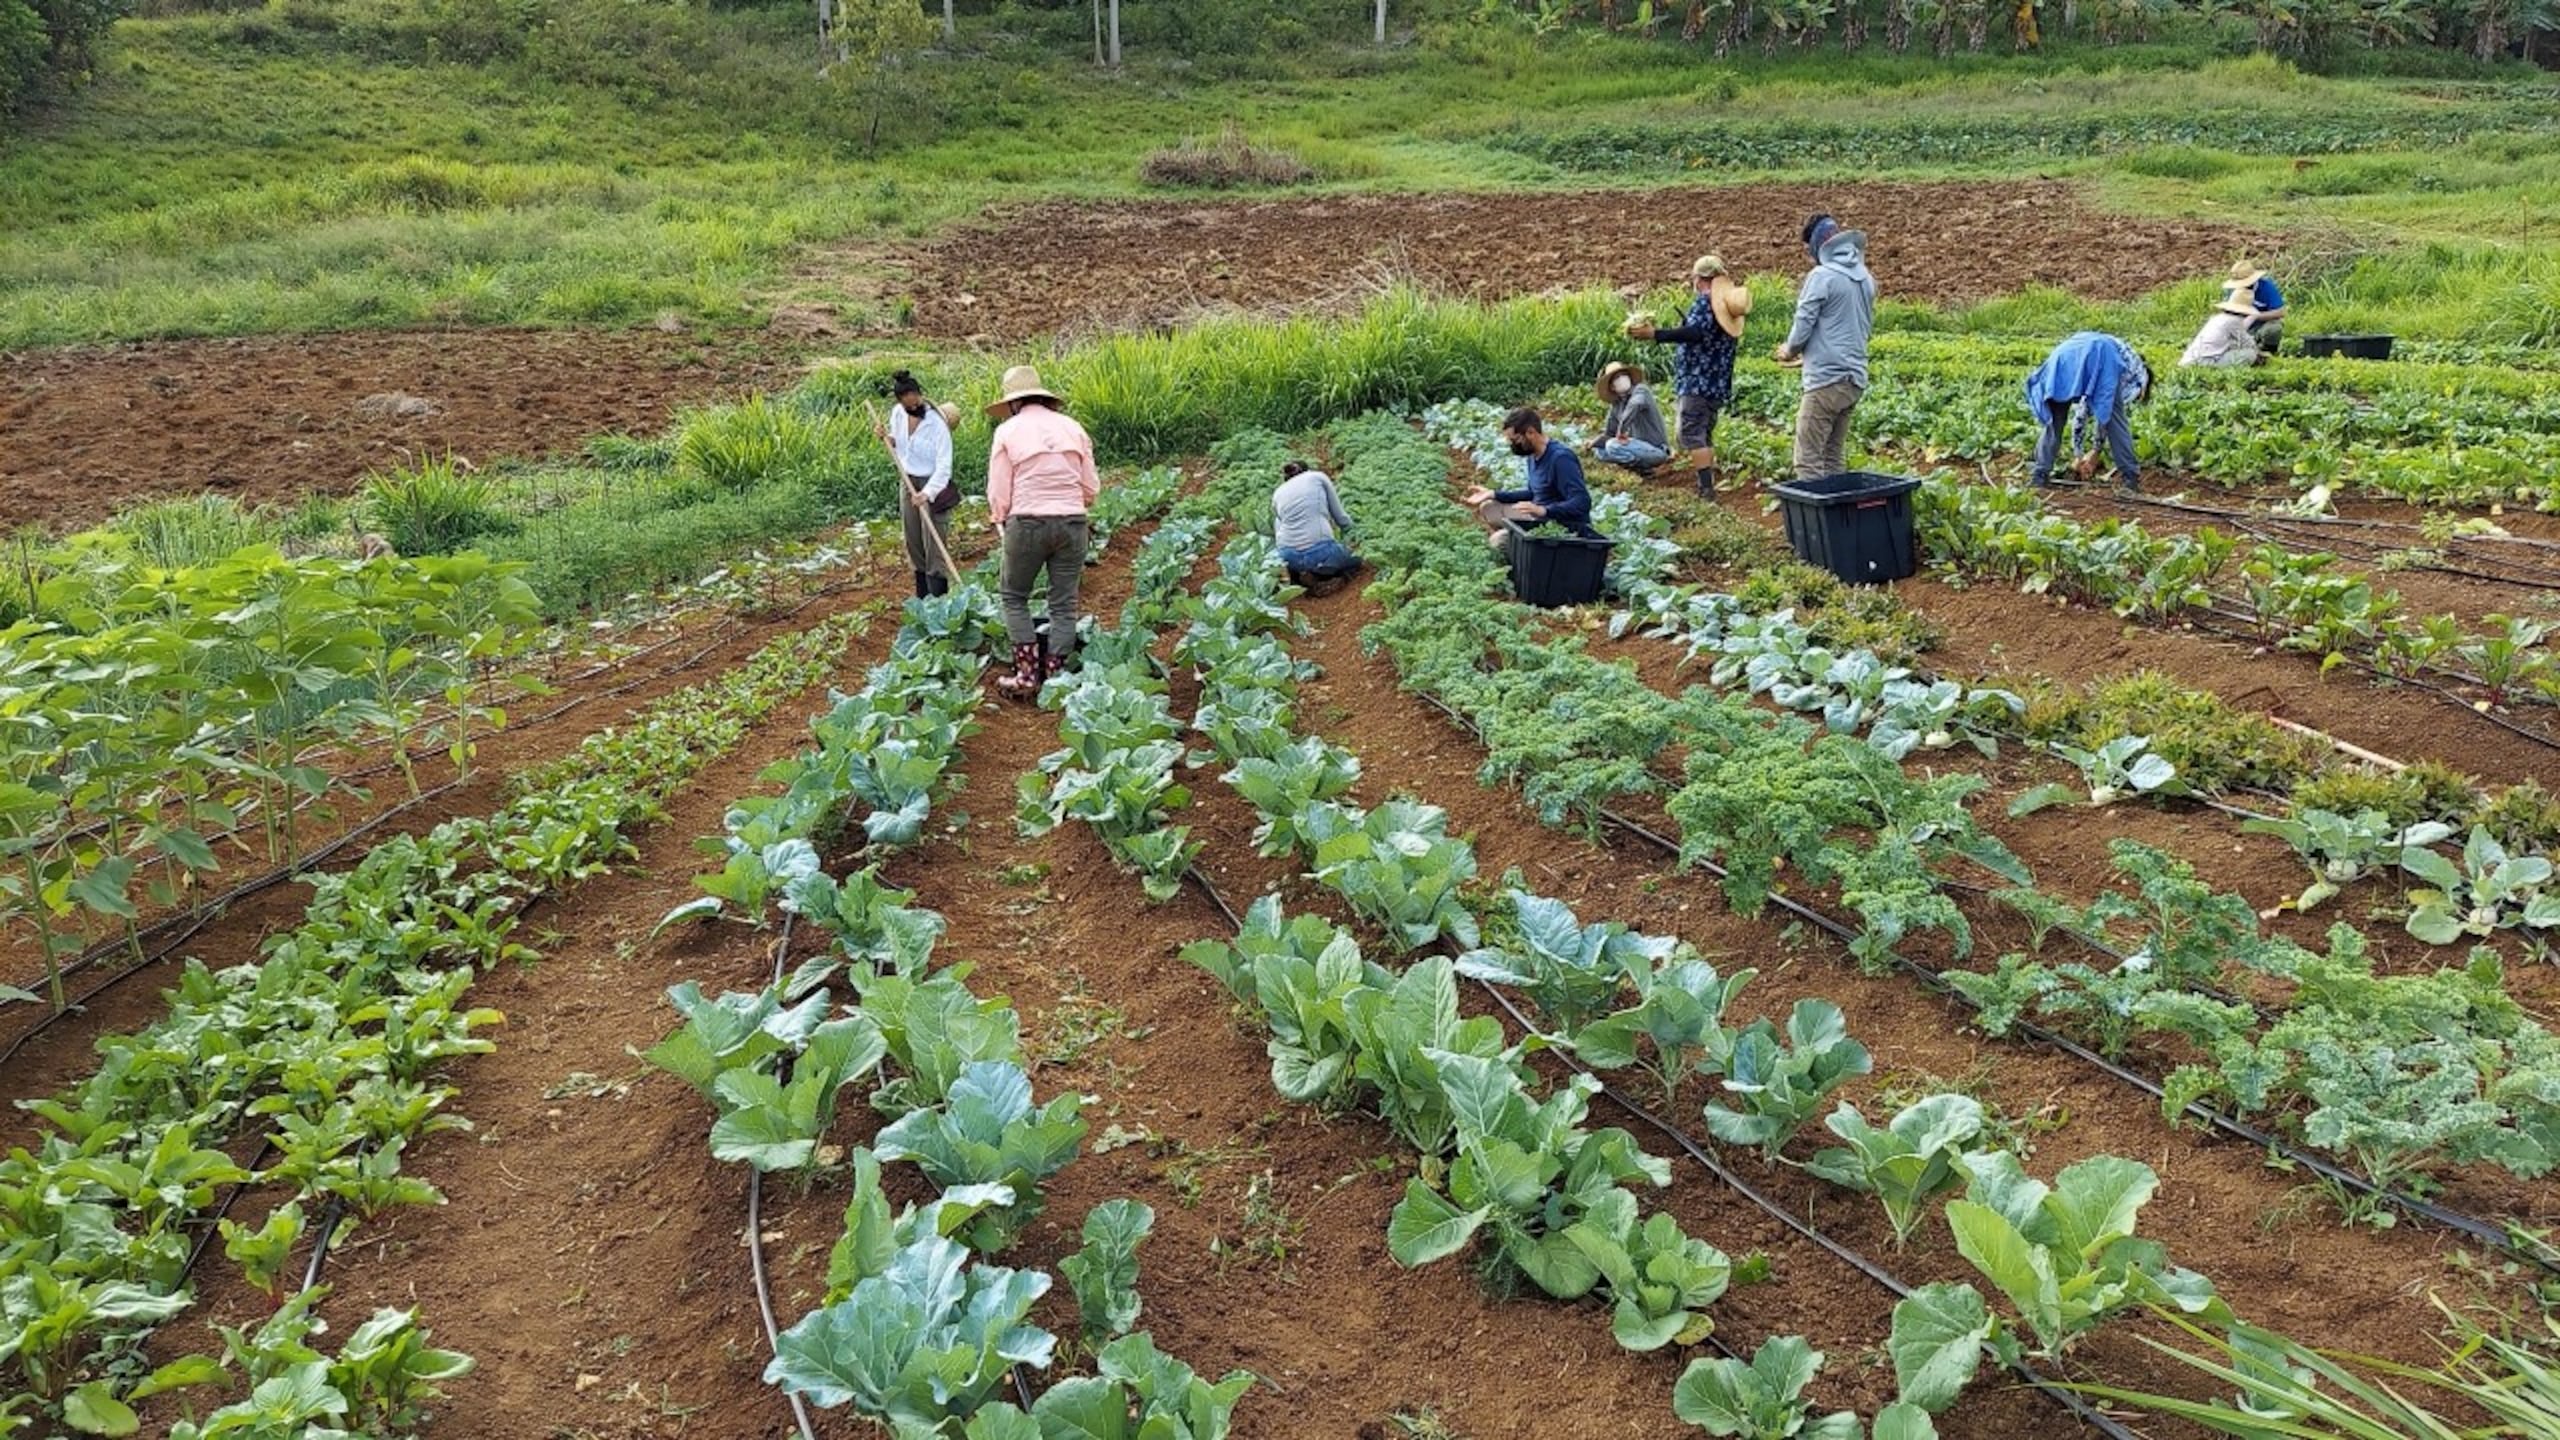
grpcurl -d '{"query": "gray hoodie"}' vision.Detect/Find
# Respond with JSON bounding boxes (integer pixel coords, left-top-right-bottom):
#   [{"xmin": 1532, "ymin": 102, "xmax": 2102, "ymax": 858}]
[{"xmin": 1783, "ymin": 232, "xmax": 1876, "ymax": 392}]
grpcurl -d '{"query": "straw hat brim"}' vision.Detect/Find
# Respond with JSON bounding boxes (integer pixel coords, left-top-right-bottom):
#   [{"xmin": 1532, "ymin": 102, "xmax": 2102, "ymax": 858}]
[
  {"xmin": 984, "ymin": 387, "xmax": 1059, "ymax": 420},
  {"xmin": 937, "ymin": 402, "xmax": 963, "ymax": 430},
  {"xmin": 2214, "ymin": 297, "xmax": 2257, "ymax": 317},
  {"xmin": 1598, "ymin": 361, "xmax": 1646, "ymax": 398},
  {"xmin": 1712, "ymin": 280, "xmax": 1753, "ymax": 338}
]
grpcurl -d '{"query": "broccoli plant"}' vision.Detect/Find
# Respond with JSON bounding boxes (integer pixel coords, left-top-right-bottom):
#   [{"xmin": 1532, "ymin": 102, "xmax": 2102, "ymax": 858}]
[
  {"xmin": 823, "ymin": 1149, "xmax": 1017, "ymax": 1302},
  {"xmin": 1385, "ymin": 1056, "xmax": 1672, "ymax": 1307},
  {"xmin": 1671, "ymin": 1335, "xmax": 1862, "ymax": 1439},
  {"xmin": 1222, "ymin": 737, "xmax": 1361, "ymax": 858},
  {"xmin": 857, "ymin": 969, "xmax": 1025, "ymax": 1117},
  {"xmin": 1926, "ymin": 1152, "xmax": 2221, "ymax": 1373},
  {"xmin": 1058, "ymin": 1199, "xmax": 1155, "ymax": 1353},
  {"xmin": 1562, "ymin": 1187, "xmax": 1735, "ymax": 1352},
  {"xmin": 1703, "ymin": 1000, "xmax": 1874, "ymax": 1158},
  {"xmin": 1802, "ymin": 1094, "xmax": 1991, "ymax": 1247},
  {"xmin": 1345, "ymin": 956, "xmax": 1527, "ymax": 1157},
  {"xmin": 1181, "ymin": 897, "xmax": 1384, "ymax": 1108},
  {"xmin": 1573, "ymin": 954, "xmax": 1758, "ymax": 1105},
  {"xmin": 1304, "ymin": 799, "xmax": 1480, "ymax": 951},
  {"xmin": 765, "ymin": 1233, "xmax": 1054, "ymax": 1434},
  {"xmin": 1457, "ymin": 887, "xmax": 1676, "ymax": 1041},
  {"xmin": 875, "ymin": 1060, "xmax": 1087, "ymax": 1253},
  {"xmin": 642, "ymin": 982, "xmax": 829, "ymax": 1100},
  {"xmin": 981, "ymin": 1331, "xmax": 1253, "ymax": 1440},
  {"xmin": 708, "ymin": 1013, "xmax": 889, "ymax": 1174},
  {"xmin": 780, "ymin": 865, "xmax": 949, "ymax": 997}
]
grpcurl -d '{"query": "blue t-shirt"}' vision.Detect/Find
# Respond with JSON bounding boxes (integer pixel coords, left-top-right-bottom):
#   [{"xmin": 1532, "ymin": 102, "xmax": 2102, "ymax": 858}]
[
  {"xmin": 2226, "ymin": 276, "xmax": 2283, "ymax": 313},
  {"xmin": 1493, "ymin": 443, "xmax": 1597, "ymax": 537}
]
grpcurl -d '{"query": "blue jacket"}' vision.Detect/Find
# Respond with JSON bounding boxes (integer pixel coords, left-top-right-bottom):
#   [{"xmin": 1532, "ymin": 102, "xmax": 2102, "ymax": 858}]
[
  {"xmin": 1494, "ymin": 442, "xmax": 1597, "ymax": 537},
  {"xmin": 2026, "ymin": 332, "xmax": 2146, "ymax": 426}
]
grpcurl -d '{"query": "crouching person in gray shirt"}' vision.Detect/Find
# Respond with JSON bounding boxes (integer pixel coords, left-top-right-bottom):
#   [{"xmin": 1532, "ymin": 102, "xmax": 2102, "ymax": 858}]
[{"xmin": 1272, "ymin": 460, "xmax": 1364, "ymax": 596}]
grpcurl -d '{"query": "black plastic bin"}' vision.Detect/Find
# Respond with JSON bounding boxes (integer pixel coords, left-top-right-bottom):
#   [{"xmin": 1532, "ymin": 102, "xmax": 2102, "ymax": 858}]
[
  {"xmin": 1502, "ymin": 519, "xmax": 1616, "ymax": 607},
  {"xmin": 1771, "ymin": 471, "xmax": 1921, "ymax": 585},
  {"xmin": 2299, "ymin": 333, "xmax": 2395, "ymax": 361}
]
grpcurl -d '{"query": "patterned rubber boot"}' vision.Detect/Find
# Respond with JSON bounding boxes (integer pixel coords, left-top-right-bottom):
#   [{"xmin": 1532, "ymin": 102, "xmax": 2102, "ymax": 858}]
[{"xmin": 994, "ymin": 642, "xmax": 1044, "ymax": 700}]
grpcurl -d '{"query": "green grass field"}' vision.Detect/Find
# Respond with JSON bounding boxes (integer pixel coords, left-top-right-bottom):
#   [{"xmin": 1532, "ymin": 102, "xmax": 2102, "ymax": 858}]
[{"xmin": 4, "ymin": 6, "xmax": 2557, "ymax": 349}]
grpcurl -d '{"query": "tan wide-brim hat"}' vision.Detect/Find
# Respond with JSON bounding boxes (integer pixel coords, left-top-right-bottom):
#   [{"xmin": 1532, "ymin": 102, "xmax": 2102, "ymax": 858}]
[
  {"xmin": 2214, "ymin": 294, "xmax": 2256, "ymax": 318},
  {"xmin": 985, "ymin": 364, "xmax": 1059, "ymax": 419},
  {"xmin": 2227, "ymin": 262, "xmax": 2266, "ymax": 287},
  {"xmin": 937, "ymin": 402, "xmax": 962, "ymax": 430},
  {"xmin": 1691, "ymin": 254, "xmax": 1729, "ymax": 281},
  {"xmin": 1597, "ymin": 360, "xmax": 1646, "ymax": 399},
  {"xmin": 1711, "ymin": 277, "xmax": 1753, "ymax": 338}
]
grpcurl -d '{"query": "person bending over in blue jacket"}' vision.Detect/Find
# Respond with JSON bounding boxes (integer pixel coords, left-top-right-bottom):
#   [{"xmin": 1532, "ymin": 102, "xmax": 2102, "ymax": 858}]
[
  {"xmin": 1462, "ymin": 408, "xmax": 1597, "ymax": 557},
  {"xmin": 2026, "ymin": 331, "xmax": 2153, "ymax": 492}
]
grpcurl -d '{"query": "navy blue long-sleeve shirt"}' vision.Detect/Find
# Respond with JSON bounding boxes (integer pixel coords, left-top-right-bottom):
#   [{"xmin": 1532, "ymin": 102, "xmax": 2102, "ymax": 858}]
[{"xmin": 1492, "ymin": 442, "xmax": 1597, "ymax": 537}]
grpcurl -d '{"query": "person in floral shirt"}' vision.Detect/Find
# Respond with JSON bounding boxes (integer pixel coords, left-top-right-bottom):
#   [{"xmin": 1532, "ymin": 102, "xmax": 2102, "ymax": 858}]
[{"xmin": 1627, "ymin": 254, "xmax": 1751, "ymax": 498}]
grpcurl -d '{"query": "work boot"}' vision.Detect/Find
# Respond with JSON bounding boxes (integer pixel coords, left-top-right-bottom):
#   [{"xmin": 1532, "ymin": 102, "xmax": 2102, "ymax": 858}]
[
  {"xmin": 995, "ymin": 643, "xmax": 1043, "ymax": 701},
  {"xmin": 912, "ymin": 570, "xmax": 929, "ymax": 599},
  {"xmin": 1695, "ymin": 467, "xmax": 1717, "ymax": 499},
  {"xmin": 926, "ymin": 573, "xmax": 950, "ymax": 597}
]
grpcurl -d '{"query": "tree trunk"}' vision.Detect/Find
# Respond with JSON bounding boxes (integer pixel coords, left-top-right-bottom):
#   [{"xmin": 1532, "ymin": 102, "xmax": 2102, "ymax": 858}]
[
  {"xmin": 1092, "ymin": 0, "xmax": 1103, "ymax": 64},
  {"xmin": 1108, "ymin": 0, "xmax": 1121, "ymax": 64},
  {"xmin": 942, "ymin": 0, "xmax": 954, "ymax": 41},
  {"xmin": 1376, "ymin": 0, "xmax": 1388, "ymax": 42},
  {"xmin": 816, "ymin": 0, "xmax": 830, "ymax": 64}
]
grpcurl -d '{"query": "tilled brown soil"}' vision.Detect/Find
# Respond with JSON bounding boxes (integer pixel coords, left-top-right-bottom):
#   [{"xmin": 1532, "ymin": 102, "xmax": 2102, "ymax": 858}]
[
  {"xmin": 0, "ymin": 328, "xmax": 797, "ymax": 532},
  {"xmin": 885, "ymin": 180, "xmax": 2261, "ymax": 342}
]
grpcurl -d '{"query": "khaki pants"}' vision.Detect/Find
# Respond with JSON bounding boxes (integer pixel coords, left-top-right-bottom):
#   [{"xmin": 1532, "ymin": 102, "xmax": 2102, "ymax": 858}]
[
  {"xmin": 900, "ymin": 483, "xmax": 953, "ymax": 578},
  {"xmin": 1474, "ymin": 498, "xmax": 1539, "ymax": 558},
  {"xmin": 1792, "ymin": 381, "xmax": 1864, "ymax": 482},
  {"xmin": 999, "ymin": 514, "xmax": 1088, "ymax": 656}
]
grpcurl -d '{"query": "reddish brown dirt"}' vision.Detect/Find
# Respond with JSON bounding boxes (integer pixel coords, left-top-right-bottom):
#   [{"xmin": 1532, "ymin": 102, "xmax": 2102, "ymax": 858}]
[
  {"xmin": 884, "ymin": 181, "xmax": 2261, "ymax": 342},
  {"xmin": 0, "ymin": 328, "xmax": 798, "ymax": 533}
]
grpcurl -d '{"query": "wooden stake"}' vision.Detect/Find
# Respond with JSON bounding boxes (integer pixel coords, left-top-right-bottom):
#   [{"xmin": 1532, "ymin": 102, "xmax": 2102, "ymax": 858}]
[{"xmin": 2267, "ymin": 714, "xmax": 2406, "ymax": 772}]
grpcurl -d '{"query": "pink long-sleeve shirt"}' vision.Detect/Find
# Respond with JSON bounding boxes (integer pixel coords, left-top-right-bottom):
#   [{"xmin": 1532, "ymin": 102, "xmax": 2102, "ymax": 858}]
[{"xmin": 986, "ymin": 405, "xmax": 1099, "ymax": 525}]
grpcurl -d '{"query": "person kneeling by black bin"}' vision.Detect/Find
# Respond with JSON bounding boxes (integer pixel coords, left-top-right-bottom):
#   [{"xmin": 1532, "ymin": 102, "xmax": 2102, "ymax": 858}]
[{"xmin": 1462, "ymin": 408, "xmax": 1599, "ymax": 557}]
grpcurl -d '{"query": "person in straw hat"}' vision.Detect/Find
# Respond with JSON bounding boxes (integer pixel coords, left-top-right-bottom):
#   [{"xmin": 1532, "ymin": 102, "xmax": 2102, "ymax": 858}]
[
  {"xmin": 2219, "ymin": 260, "xmax": 2287, "ymax": 356},
  {"xmin": 984, "ymin": 363, "xmax": 1099, "ymax": 700},
  {"xmin": 2026, "ymin": 331, "xmax": 2153, "ymax": 492},
  {"xmin": 1586, "ymin": 361, "xmax": 1670, "ymax": 474},
  {"xmin": 2179, "ymin": 291, "xmax": 2267, "ymax": 369},
  {"xmin": 877, "ymin": 369, "xmax": 959, "ymax": 599},
  {"xmin": 1626, "ymin": 254, "xmax": 1751, "ymax": 498}
]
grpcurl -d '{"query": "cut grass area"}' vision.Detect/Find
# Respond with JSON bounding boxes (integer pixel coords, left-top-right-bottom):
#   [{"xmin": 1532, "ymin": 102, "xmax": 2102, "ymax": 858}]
[{"xmin": 3, "ymin": 13, "xmax": 2557, "ymax": 347}]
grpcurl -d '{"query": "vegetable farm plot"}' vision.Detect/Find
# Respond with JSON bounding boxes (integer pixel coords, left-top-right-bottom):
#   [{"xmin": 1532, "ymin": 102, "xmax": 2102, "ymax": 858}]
[{"xmin": 9, "ymin": 372, "xmax": 2560, "ymax": 1439}]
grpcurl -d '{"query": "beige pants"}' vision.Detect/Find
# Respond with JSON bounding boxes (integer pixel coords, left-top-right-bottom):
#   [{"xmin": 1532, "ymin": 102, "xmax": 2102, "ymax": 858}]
[
  {"xmin": 1474, "ymin": 498, "xmax": 1539, "ymax": 558},
  {"xmin": 1792, "ymin": 381, "xmax": 1864, "ymax": 482}
]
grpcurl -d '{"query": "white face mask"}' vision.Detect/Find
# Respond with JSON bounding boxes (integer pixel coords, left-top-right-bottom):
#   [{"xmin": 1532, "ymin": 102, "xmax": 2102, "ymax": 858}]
[{"xmin": 1612, "ymin": 377, "xmax": 1633, "ymax": 395}]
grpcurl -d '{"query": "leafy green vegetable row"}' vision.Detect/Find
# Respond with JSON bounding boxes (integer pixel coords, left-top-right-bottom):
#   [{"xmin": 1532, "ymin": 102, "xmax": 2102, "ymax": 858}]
[
  {"xmin": 1160, "ymin": 508, "xmax": 2215, "ymax": 1437},
  {"xmin": 1, "ymin": 547, "xmax": 545, "ymax": 1011},
  {"xmin": 1422, "ymin": 405, "xmax": 2560, "ymax": 1217},
  {"xmin": 648, "ymin": 506, "xmax": 1258, "ymax": 1439},
  {"xmin": 0, "ymin": 600, "xmax": 871, "ymax": 1437}
]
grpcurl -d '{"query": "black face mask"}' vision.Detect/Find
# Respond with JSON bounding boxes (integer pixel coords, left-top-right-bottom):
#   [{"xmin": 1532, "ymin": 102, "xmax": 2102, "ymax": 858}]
[
  {"xmin": 901, "ymin": 399, "xmax": 926, "ymax": 416},
  {"xmin": 1507, "ymin": 439, "xmax": 1534, "ymax": 457}
]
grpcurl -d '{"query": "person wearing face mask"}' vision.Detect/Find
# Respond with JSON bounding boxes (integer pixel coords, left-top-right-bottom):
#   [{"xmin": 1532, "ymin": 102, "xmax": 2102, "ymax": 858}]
[
  {"xmin": 1461, "ymin": 408, "xmax": 1597, "ymax": 557},
  {"xmin": 877, "ymin": 370, "xmax": 959, "ymax": 598},
  {"xmin": 1625, "ymin": 254, "xmax": 1751, "ymax": 497},
  {"xmin": 1774, "ymin": 214, "xmax": 1876, "ymax": 483},
  {"xmin": 1587, "ymin": 362, "xmax": 1670, "ymax": 474}
]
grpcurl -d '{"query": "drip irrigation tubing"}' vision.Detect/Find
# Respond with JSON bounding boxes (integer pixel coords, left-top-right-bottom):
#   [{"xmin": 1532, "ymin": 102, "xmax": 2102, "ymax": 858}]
[
  {"xmin": 1394, "ymin": 685, "xmax": 2554, "ymax": 1275},
  {"xmin": 0, "ymin": 774, "xmax": 476, "ymax": 1070},
  {"xmin": 178, "ymin": 1136, "xmax": 279, "ymax": 1287},
  {"xmin": 1583, "ymin": 799, "xmax": 2559, "ymax": 1278},
  {"xmin": 750, "ymin": 914, "xmax": 825, "ymax": 1440},
  {"xmin": 1469, "ymin": 980, "xmax": 2141, "ymax": 1440},
  {"xmin": 2181, "ymin": 604, "xmax": 2560, "ymax": 756}
]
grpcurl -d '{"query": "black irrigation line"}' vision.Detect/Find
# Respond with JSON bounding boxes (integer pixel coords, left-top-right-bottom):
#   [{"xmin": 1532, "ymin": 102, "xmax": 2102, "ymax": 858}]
[
  {"xmin": 2180, "ymin": 603, "xmax": 2560, "ymax": 756},
  {"xmin": 0, "ymin": 774, "xmax": 477, "ymax": 1071},
  {"xmin": 749, "ymin": 914, "xmax": 825, "ymax": 1440},
  {"xmin": 1174, "ymin": 864, "xmax": 1753, "ymax": 1374},
  {"xmin": 1392, "ymin": 680, "xmax": 2558, "ymax": 1277}
]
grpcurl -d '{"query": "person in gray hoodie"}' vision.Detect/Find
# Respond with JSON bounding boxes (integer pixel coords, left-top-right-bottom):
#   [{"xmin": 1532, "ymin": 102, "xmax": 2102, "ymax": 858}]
[{"xmin": 1773, "ymin": 214, "xmax": 1876, "ymax": 483}]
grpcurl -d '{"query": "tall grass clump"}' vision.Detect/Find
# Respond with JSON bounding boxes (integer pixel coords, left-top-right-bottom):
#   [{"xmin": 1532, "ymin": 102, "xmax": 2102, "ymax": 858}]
[
  {"xmin": 1051, "ymin": 286, "xmax": 1636, "ymax": 457},
  {"xmin": 361, "ymin": 455, "xmax": 515, "ymax": 555},
  {"xmin": 104, "ymin": 494, "xmax": 275, "ymax": 569}
]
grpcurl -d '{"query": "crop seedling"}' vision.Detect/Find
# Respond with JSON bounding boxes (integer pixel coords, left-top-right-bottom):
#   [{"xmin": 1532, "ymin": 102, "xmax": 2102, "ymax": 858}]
[
  {"xmin": 1803, "ymin": 1094, "xmax": 1992, "ymax": 1247},
  {"xmin": 1059, "ymin": 1199, "xmax": 1154, "ymax": 1351},
  {"xmin": 2008, "ymin": 736, "xmax": 2180, "ymax": 816},
  {"xmin": 874, "ymin": 1059, "xmax": 1088, "ymax": 1252},
  {"xmin": 1671, "ymin": 1335, "xmax": 1870, "ymax": 1440},
  {"xmin": 1702, "ymin": 999, "xmax": 1874, "ymax": 1159},
  {"xmin": 2400, "ymin": 826, "xmax": 2560, "ymax": 952},
  {"xmin": 2242, "ymin": 808, "xmax": 2452, "ymax": 913}
]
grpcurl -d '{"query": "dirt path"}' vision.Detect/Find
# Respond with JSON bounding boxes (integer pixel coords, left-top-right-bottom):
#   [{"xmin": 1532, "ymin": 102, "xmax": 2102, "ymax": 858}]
[
  {"xmin": 0, "ymin": 328, "xmax": 801, "ymax": 532},
  {"xmin": 876, "ymin": 180, "xmax": 2260, "ymax": 342}
]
